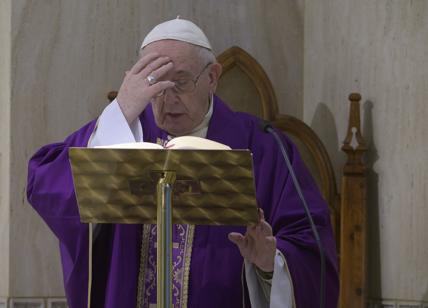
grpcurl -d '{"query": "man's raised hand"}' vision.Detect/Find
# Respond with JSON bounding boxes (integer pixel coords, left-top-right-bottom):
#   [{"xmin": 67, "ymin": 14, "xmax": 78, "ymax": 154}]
[
  {"xmin": 116, "ymin": 52, "xmax": 175, "ymax": 124},
  {"xmin": 228, "ymin": 208, "xmax": 277, "ymax": 273}
]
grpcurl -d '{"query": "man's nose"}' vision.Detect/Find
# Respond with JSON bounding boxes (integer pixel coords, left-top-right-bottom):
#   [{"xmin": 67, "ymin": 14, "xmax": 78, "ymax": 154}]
[{"xmin": 162, "ymin": 88, "xmax": 180, "ymax": 105}]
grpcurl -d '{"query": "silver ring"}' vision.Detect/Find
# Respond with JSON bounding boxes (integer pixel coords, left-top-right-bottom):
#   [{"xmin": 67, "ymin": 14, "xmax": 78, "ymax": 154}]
[{"xmin": 146, "ymin": 75, "xmax": 157, "ymax": 85}]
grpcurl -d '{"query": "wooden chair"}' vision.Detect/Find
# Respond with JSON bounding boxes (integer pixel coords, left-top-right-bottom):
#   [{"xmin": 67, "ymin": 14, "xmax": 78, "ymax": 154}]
[
  {"xmin": 216, "ymin": 46, "xmax": 367, "ymax": 308},
  {"xmin": 107, "ymin": 46, "xmax": 368, "ymax": 308}
]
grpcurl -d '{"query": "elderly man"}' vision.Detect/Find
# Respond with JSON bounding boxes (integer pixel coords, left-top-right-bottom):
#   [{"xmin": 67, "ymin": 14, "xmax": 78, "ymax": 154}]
[{"xmin": 27, "ymin": 19, "xmax": 338, "ymax": 308}]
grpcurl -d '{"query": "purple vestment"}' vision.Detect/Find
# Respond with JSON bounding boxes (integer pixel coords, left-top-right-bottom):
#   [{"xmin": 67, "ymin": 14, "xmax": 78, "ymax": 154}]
[{"xmin": 27, "ymin": 96, "xmax": 339, "ymax": 307}]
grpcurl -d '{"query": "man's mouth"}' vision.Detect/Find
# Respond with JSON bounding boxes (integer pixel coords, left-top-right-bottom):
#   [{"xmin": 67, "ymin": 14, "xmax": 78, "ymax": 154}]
[{"xmin": 165, "ymin": 112, "xmax": 185, "ymax": 119}]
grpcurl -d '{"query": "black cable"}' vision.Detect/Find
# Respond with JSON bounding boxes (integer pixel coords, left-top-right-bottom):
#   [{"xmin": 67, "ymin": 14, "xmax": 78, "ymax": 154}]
[{"xmin": 261, "ymin": 121, "xmax": 326, "ymax": 308}]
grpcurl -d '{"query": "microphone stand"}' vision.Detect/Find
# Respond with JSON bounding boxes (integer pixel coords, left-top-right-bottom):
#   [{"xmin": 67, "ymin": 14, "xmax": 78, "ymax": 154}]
[{"xmin": 261, "ymin": 122, "xmax": 326, "ymax": 308}]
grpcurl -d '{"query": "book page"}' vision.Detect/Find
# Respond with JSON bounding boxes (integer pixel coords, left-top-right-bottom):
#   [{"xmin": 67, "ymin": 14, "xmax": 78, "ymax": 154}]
[
  {"xmin": 166, "ymin": 136, "xmax": 231, "ymax": 150},
  {"xmin": 95, "ymin": 142, "xmax": 163, "ymax": 149}
]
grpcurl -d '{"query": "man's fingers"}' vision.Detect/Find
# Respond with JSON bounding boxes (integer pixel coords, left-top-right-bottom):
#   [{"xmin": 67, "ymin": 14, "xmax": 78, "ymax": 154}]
[
  {"xmin": 259, "ymin": 220, "xmax": 273, "ymax": 236},
  {"xmin": 252, "ymin": 208, "xmax": 272, "ymax": 236},
  {"xmin": 147, "ymin": 81, "xmax": 175, "ymax": 97},
  {"xmin": 258, "ymin": 208, "xmax": 265, "ymax": 221},
  {"xmin": 138, "ymin": 56, "xmax": 171, "ymax": 79},
  {"xmin": 228, "ymin": 232, "xmax": 246, "ymax": 248},
  {"xmin": 145, "ymin": 61, "xmax": 174, "ymax": 83},
  {"xmin": 266, "ymin": 235, "xmax": 277, "ymax": 249},
  {"xmin": 247, "ymin": 210, "xmax": 272, "ymax": 237},
  {"xmin": 129, "ymin": 52, "xmax": 160, "ymax": 75}
]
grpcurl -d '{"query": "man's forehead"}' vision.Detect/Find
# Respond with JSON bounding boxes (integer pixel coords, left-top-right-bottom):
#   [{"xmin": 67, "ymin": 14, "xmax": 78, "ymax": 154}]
[{"xmin": 142, "ymin": 40, "xmax": 200, "ymax": 67}]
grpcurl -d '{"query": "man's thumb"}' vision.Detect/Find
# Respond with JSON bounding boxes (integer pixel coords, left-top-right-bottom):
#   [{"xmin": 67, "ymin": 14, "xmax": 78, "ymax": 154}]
[{"xmin": 228, "ymin": 232, "xmax": 245, "ymax": 247}]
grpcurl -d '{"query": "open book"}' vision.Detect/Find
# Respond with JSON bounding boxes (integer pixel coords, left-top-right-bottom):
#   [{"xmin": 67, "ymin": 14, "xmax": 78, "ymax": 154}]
[{"xmin": 95, "ymin": 136, "xmax": 231, "ymax": 150}]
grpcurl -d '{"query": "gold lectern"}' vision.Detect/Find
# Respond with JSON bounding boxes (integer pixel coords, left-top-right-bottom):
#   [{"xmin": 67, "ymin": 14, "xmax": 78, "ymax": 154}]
[{"xmin": 69, "ymin": 148, "xmax": 258, "ymax": 308}]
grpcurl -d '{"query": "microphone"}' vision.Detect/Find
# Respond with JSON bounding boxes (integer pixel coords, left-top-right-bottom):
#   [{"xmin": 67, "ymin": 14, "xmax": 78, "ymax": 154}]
[
  {"xmin": 259, "ymin": 120, "xmax": 273, "ymax": 133},
  {"xmin": 260, "ymin": 120, "xmax": 326, "ymax": 308}
]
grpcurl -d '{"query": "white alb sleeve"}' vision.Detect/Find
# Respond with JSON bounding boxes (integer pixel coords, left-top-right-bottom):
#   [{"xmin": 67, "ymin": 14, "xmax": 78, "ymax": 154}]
[
  {"xmin": 87, "ymin": 99, "xmax": 144, "ymax": 237},
  {"xmin": 88, "ymin": 99, "xmax": 143, "ymax": 147},
  {"xmin": 245, "ymin": 250, "xmax": 295, "ymax": 308}
]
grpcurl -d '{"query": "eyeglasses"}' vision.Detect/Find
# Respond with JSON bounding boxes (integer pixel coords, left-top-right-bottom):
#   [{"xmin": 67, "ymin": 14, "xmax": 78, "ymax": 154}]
[{"xmin": 155, "ymin": 62, "xmax": 212, "ymax": 97}]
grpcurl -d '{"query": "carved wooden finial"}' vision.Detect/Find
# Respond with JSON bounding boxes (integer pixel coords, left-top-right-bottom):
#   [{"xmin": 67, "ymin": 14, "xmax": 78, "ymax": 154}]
[
  {"xmin": 341, "ymin": 93, "xmax": 368, "ymax": 175},
  {"xmin": 348, "ymin": 92, "xmax": 361, "ymax": 102}
]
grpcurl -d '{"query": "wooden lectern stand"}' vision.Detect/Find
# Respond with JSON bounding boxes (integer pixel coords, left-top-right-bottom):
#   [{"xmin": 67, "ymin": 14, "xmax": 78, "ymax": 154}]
[{"xmin": 69, "ymin": 148, "xmax": 259, "ymax": 308}]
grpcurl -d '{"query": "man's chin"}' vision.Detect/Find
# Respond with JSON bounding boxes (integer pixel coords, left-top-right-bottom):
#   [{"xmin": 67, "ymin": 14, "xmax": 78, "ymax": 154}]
[
  {"xmin": 155, "ymin": 115, "xmax": 198, "ymax": 136},
  {"xmin": 160, "ymin": 123, "xmax": 193, "ymax": 136},
  {"xmin": 160, "ymin": 117, "xmax": 194, "ymax": 136}
]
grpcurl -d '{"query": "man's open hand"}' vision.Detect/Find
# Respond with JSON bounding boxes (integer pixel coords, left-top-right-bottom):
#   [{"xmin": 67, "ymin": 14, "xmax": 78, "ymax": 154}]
[{"xmin": 228, "ymin": 209, "xmax": 276, "ymax": 272}]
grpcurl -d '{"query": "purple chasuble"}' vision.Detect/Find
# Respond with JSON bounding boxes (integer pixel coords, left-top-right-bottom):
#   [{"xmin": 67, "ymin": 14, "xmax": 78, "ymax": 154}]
[{"xmin": 27, "ymin": 96, "xmax": 339, "ymax": 308}]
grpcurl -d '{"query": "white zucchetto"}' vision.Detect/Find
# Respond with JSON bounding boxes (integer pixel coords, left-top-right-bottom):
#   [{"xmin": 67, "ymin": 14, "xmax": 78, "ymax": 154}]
[{"xmin": 141, "ymin": 17, "xmax": 212, "ymax": 50}]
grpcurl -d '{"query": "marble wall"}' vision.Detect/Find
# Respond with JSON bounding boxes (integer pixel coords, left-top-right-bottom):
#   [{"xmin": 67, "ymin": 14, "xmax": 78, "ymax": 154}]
[
  {"xmin": 304, "ymin": 0, "xmax": 428, "ymax": 303},
  {"xmin": 3, "ymin": 0, "xmax": 304, "ymax": 301},
  {"xmin": 0, "ymin": 0, "xmax": 11, "ymax": 298},
  {"xmin": 10, "ymin": 0, "xmax": 142, "ymax": 298}
]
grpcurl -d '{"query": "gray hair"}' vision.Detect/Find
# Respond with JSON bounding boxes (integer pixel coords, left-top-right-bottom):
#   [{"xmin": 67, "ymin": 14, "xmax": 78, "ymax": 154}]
[{"xmin": 195, "ymin": 45, "xmax": 217, "ymax": 65}]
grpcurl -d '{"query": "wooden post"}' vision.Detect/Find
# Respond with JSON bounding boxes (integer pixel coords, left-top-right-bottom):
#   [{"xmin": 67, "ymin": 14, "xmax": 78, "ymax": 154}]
[{"xmin": 339, "ymin": 93, "xmax": 368, "ymax": 308}]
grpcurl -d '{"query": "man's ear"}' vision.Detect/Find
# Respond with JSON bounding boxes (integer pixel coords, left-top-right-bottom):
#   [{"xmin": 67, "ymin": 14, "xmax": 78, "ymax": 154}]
[{"xmin": 208, "ymin": 63, "xmax": 223, "ymax": 93}]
